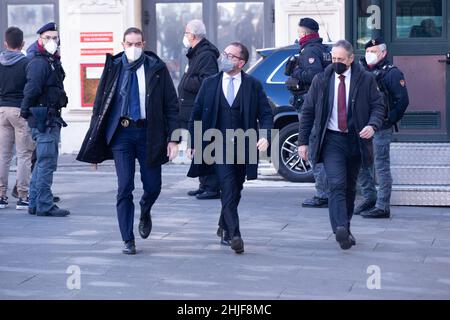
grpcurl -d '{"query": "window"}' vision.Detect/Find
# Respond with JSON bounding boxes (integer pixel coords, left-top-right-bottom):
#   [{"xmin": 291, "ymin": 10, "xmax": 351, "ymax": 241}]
[
  {"xmin": 356, "ymin": 0, "xmax": 383, "ymax": 50},
  {"xmin": 217, "ymin": 2, "xmax": 264, "ymax": 65},
  {"xmin": 155, "ymin": 3, "xmax": 202, "ymax": 86},
  {"xmin": 7, "ymin": 4, "xmax": 55, "ymax": 47},
  {"xmin": 396, "ymin": 0, "xmax": 443, "ymax": 38}
]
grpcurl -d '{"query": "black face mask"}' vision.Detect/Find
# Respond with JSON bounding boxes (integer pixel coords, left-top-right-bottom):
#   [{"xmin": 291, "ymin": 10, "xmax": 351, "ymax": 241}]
[{"xmin": 332, "ymin": 62, "xmax": 348, "ymax": 75}]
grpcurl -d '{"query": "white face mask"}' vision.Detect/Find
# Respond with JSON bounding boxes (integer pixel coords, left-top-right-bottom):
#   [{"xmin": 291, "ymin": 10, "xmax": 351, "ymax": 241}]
[
  {"xmin": 44, "ymin": 40, "xmax": 58, "ymax": 55},
  {"xmin": 183, "ymin": 35, "xmax": 191, "ymax": 49},
  {"xmin": 365, "ymin": 52, "xmax": 379, "ymax": 66},
  {"xmin": 125, "ymin": 46, "xmax": 143, "ymax": 62}
]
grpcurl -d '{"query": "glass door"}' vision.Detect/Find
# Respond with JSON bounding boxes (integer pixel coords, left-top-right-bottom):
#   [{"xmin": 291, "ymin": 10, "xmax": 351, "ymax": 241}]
[
  {"xmin": 142, "ymin": 0, "xmax": 275, "ymax": 87},
  {"xmin": 349, "ymin": 0, "xmax": 450, "ymax": 141},
  {"xmin": 0, "ymin": 0, "xmax": 59, "ymax": 52}
]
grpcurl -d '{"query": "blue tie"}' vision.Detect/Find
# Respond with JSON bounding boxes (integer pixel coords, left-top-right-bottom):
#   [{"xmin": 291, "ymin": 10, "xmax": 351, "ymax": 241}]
[
  {"xmin": 226, "ymin": 77, "xmax": 235, "ymax": 107},
  {"xmin": 129, "ymin": 72, "xmax": 141, "ymax": 121}
]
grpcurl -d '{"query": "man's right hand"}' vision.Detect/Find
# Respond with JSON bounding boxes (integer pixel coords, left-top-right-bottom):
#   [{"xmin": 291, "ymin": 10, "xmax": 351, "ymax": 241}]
[
  {"xmin": 20, "ymin": 111, "xmax": 30, "ymax": 120},
  {"xmin": 186, "ymin": 148, "xmax": 195, "ymax": 160},
  {"xmin": 298, "ymin": 145, "xmax": 309, "ymax": 161}
]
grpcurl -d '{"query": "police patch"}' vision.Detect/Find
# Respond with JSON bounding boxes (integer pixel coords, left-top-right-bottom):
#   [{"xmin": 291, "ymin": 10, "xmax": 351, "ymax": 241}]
[
  {"xmin": 400, "ymin": 80, "xmax": 406, "ymax": 87},
  {"xmin": 309, "ymin": 58, "xmax": 315, "ymax": 64}
]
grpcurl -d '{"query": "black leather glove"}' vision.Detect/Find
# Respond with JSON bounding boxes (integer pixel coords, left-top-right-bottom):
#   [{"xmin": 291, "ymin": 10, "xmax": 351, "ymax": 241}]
[
  {"xmin": 20, "ymin": 110, "xmax": 30, "ymax": 120},
  {"xmin": 285, "ymin": 77, "xmax": 300, "ymax": 91}
]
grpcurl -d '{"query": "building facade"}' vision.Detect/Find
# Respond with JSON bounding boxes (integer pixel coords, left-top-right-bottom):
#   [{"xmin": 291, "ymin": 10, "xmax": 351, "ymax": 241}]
[{"xmin": 1, "ymin": 0, "xmax": 449, "ymax": 153}]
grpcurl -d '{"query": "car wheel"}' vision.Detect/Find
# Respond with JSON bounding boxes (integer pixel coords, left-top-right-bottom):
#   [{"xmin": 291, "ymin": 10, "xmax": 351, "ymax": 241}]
[{"xmin": 274, "ymin": 122, "xmax": 314, "ymax": 183}]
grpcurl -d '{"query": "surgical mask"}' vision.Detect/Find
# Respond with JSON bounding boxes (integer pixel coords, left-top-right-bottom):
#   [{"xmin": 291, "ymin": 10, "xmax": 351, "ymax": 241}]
[
  {"xmin": 218, "ymin": 56, "xmax": 236, "ymax": 73},
  {"xmin": 44, "ymin": 40, "xmax": 58, "ymax": 55},
  {"xmin": 365, "ymin": 52, "xmax": 379, "ymax": 66},
  {"xmin": 332, "ymin": 62, "xmax": 348, "ymax": 75},
  {"xmin": 125, "ymin": 46, "xmax": 143, "ymax": 62},
  {"xmin": 183, "ymin": 35, "xmax": 191, "ymax": 48}
]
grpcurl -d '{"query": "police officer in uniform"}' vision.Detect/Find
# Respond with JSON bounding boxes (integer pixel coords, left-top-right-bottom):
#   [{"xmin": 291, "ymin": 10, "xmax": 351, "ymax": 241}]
[
  {"xmin": 285, "ymin": 18, "xmax": 330, "ymax": 209},
  {"xmin": 355, "ymin": 38, "xmax": 409, "ymax": 219},
  {"xmin": 21, "ymin": 22, "xmax": 70, "ymax": 217}
]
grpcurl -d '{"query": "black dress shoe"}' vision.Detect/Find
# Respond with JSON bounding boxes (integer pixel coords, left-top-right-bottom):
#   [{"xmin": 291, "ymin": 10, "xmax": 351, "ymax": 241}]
[
  {"xmin": 196, "ymin": 191, "xmax": 220, "ymax": 200},
  {"xmin": 37, "ymin": 206, "xmax": 70, "ymax": 217},
  {"xmin": 188, "ymin": 189, "xmax": 205, "ymax": 197},
  {"xmin": 302, "ymin": 196, "xmax": 328, "ymax": 208},
  {"xmin": 335, "ymin": 227, "xmax": 353, "ymax": 250},
  {"xmin": 349, "ymin": 233, "xmax": 356, "ymax": 246},
  {"xmin": 123, "ymin": 240, "xmax": 136, "ymax": 255},
  {"xmin": 139, "ymin": 213, "xmax": 152, "ymax": 239},
  {"xmin": 231, "ymin": 236, "xmax": 244, "ymax": 254},
  {"xmin": 217, "ymin": 227, "xmax": 231, "ymax": 246},
  {"xmin": 354, "ymin": 200, "xmax": 376, "ymax": 215},
  {"xmin": 361, "ymin": 207, "xmax": 391, "ymax": 219}
]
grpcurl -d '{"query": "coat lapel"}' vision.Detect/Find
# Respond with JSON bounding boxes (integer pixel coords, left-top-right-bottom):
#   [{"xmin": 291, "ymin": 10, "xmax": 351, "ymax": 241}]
[{"xmin": 212, "ymin": 72, "xmax": 223, "ymax": 128}]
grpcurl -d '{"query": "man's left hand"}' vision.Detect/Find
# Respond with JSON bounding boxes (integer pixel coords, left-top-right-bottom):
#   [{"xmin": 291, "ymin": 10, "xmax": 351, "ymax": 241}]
[
  {"xmin": 167, "ymin": 142, "xmax": 179, "ymax": 161},
  {"xmin": 359, "ymin": 126, "xmax": 375, "ymax": 139},
  {"xmin": 257, "ymin": 138, "xmax": 269, "ymax": 152}
]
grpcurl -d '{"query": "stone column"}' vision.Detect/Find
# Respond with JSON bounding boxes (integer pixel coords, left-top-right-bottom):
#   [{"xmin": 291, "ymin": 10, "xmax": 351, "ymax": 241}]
[
  {"xmin": 275, "ymin": 0, "xmax": 345, "ymax": 47},
  {"xmin": 58, "ymin": 0, "xmax": 140, "ymax": 154}
]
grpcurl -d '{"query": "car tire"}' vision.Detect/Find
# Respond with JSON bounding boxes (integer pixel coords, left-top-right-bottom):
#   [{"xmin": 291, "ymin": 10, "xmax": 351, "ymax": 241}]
[{"xmin": 273, "ymin": 122, "xmax": 314, "ymax": 183}]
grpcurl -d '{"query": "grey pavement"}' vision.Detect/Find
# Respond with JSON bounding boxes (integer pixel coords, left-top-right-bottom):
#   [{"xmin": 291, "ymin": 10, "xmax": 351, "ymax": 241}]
[{"xmin": 1, "ymin": 155, "xmax": 450, "ymax": 300}]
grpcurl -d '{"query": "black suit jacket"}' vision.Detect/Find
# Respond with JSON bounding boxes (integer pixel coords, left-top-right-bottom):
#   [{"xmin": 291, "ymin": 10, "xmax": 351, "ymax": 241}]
[
  {"xmin": 187, "ymin": 71, "xmax": 274, "ymax": 180},
  {"xmin": 299, "ymin": 62, "xmax": 385, "ymax": 167}
]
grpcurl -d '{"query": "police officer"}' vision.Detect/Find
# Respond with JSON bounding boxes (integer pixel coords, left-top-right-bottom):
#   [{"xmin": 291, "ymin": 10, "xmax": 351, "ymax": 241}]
[
  {"xmin": 285, "ymin": 18, "xmax": 330, "ymax": 209},
  {"xmin": 20, "ymin": 22, "xmax": 70, "ymax": 217},
  {"xmin": 355, "ymin": 38, "xmax": 409, "ymax": 219}
]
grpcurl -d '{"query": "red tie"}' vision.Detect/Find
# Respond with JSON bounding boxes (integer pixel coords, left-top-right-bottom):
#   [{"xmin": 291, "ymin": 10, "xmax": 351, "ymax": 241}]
[{"xmin": 338, "ymin": 74, "xmax": 347, "ymax": 132}]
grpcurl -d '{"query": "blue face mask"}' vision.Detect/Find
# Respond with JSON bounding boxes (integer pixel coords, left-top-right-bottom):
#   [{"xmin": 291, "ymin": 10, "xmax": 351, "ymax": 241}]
[{"xmin": 218, "ymin": 56, "xmax": 236, "ymax": 73}]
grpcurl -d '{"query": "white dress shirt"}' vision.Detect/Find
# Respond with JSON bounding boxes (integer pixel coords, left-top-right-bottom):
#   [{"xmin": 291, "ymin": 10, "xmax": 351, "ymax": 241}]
[
  {"xmin": 222, "ymin": 71, "xmax": 242, "ymax": 102},
  {"xmin": 327, "ymin": 67, "xmax": 351, "ymax": 132},
  {"xmin": 136, "ymin": 64, "xmax": 146, "ymax": 119}
]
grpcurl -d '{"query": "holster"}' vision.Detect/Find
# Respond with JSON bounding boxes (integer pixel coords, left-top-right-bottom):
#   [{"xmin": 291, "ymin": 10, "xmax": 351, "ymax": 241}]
[{"xmin": 30, "ymin": 107, "xmax": 49, "ymax": 133}]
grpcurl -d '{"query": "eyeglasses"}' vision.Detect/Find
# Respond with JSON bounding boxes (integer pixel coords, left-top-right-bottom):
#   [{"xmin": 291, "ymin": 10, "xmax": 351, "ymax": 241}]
[
  {"xmin": 41, "ymin": 35, "xmax": 59, "ymax": 41},
  {"xmin": 222, "ymin": 51, "xmax": 244, "ymax": 61}
]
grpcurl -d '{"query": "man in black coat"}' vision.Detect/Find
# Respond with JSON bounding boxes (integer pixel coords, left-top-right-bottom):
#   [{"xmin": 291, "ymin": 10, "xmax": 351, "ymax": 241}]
[
  {"xmin": 355, "ymin": 38, "xmax": 409, "ymax": 219},
  {"xmin": 298, "ymin": 40, "xmax": 385, "ymax": 250},
  {"xmin": 21, "ymin": 22, "xmax": 70, "ymax": 218},
  {"xmin": 187, "ymin": 42, "xmax": 274, "ymax": 254},
  {"xmin": 285, "ymin": 17, "xmax": 332, "ymax": 209},
  {"xmin": 77, "ymin": 28, "xmax": 179, "ymax": 255},
  {"xmin": 178, "ymin": 19, "xmax": 221, "ymax": 200}
]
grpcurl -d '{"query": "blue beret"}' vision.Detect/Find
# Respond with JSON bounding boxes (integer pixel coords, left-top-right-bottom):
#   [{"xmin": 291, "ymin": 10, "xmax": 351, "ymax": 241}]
[
  {"xmin": 298, "ymin": 18, "xmax": 319, "ymax": 32},
  {"xmin": 365, "ymin": 37, "xmax": 385, "ymax": 49},
  {"xmin": 36, "ymin": 22, "xmax": 58, "ymax": 35}
]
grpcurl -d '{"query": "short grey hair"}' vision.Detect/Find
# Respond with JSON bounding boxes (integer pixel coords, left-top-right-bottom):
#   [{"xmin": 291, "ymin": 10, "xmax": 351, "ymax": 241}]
[
  {"xmin": 334, "ymin": 40, "xmax": 354, "ymax": 57},
  {"xmin": 186, "ymin": 19, "xmax": 206, "ymax": 39}
]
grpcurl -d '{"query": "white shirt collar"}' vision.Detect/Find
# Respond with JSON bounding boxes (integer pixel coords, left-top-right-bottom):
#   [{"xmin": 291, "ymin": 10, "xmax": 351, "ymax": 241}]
[{"xmin": 223, "ymin": 71, "xmax": 242, "ymax": 81}]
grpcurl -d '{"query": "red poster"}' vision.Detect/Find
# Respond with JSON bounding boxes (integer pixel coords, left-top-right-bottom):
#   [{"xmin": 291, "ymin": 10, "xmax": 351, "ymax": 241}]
[
  {"xmin": 80, "ymin": 64, "xmax": 104, "ymax": 107},
  {"xmin": 80, "ymin": 32, "xmax": 113, "ymax": 43},
  {"xmin": 81, "ymin": 48, "xmax": 114, "ymax": 56}
]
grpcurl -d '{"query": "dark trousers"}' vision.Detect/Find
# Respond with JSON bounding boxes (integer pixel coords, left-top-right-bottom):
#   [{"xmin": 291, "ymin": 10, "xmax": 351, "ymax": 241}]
[
  {"xmin": 199, "ymin": 174, "xmax": 219, "ymax": 193},
  {"xmin": 322, "ymin": 130, "xmax": 362, "ymax": 233},
  {"xmin": 215, "ymin": 163, "xmax": 246, "ymax": 239},
  {"xmin": 111, "ymin": 126, "xmax": 162, "ymax": 242}
]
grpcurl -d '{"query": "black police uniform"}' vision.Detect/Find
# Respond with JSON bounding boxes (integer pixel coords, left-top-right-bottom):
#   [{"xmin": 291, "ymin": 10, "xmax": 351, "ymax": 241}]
[{"xmin": 356, "ymin": 38, "xmax": 409, "ymax": 218}]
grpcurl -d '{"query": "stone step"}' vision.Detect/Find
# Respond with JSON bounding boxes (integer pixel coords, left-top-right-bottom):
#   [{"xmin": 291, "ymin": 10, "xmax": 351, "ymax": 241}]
[
  {"xmin": 391, "ymin": 185, "xmax": 450, "ymax": 206},
  {"xmin": 391, "ymin": 143, "xmax": 450, "ymax": 166},
  {"xmin": 391, "ymin": 165, "xmax": 450, "ymax": 185}
]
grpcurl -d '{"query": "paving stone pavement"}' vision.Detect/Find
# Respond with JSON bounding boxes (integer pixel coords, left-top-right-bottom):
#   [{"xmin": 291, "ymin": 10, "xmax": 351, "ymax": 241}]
[{"xmin": 0, "ymin": 157, "xmax": 450, "ymax": 300}]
